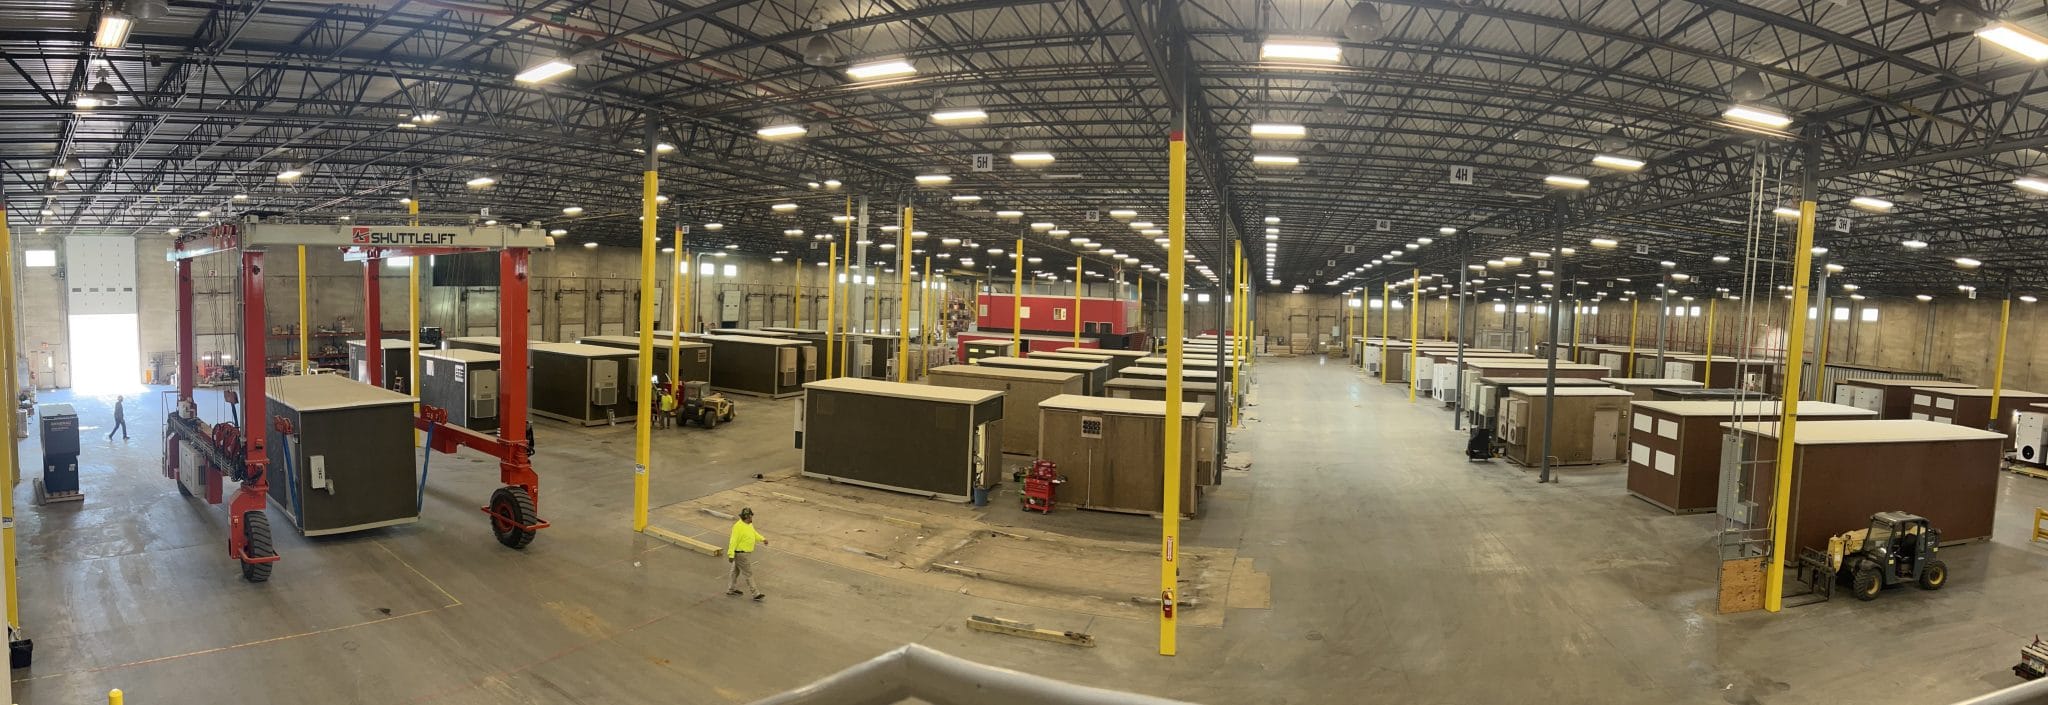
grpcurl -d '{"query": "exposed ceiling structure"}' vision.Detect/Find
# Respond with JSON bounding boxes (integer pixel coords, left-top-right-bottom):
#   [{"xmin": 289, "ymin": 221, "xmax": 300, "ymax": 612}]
[{"xmin": 5, "ymin": 0, "xmax": 2048, "ymax": 300}]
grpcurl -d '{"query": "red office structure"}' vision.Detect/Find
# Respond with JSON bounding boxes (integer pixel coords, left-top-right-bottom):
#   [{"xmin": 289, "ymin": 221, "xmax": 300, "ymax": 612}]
[{"xmin": 975, "ymin": 294, "xmax": 1147, "ymax": 350}]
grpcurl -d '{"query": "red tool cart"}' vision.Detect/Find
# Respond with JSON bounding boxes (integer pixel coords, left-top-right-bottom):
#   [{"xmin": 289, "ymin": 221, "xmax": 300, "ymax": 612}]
[
  {"xmin": 1021, "ymin": 459, "xmax": 1063, "ymax": 513},
  {"xmin": 165, "ymin": 216, "xmax": 552, "ymax": 581}
]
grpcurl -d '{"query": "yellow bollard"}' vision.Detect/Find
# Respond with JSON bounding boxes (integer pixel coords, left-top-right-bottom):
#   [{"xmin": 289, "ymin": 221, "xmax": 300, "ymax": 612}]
[{"xmin": 110, "ymin": 689, "xmax": 124, "ymax": 705}]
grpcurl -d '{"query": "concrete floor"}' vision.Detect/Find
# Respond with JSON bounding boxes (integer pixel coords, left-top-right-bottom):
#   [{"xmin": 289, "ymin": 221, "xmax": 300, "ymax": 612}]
[{"xmin": 8, "ymin": 358, "xmax": 2048, "ymax": 704}]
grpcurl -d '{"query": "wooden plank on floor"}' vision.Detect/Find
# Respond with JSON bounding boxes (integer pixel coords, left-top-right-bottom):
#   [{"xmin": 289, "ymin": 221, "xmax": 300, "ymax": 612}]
[
  {"xmin": 646, "ymin": 526, "xmax": 722, "ymax": 556},
  {"xmin": 966, "ymin": 615, "xmax": 1095, "ymax": 647}
]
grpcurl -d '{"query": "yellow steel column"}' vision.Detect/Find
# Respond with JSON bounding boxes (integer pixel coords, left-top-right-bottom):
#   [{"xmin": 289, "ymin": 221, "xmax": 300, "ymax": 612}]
[
  {"xmin": 408, "ymin": 198, "xmax": 421, "ymax": 444},
  {"xmin": 840, "ymin": 196, "xmax": 852, "ymax": 377},
  {"xmin": 1073, "ymin": 256, "xmax": 1084, "ymax": 348},
  {"xmin": 1380, "ymin": 282, "xmax": 1390, "ymax": 384},
  {"xmin": 681, "ymin": 250, "xmax": 693, "ymax": 335},
  {"xmin": 923, "ymin": 255, "xmax": 934, "ymax": 377},
  {"xmin": 1626, "ymin": 298, "xmax": 1639, "ymax": 377},
  {"xmin": 1813, "ymin": 296, "xmax": 1834, "ymax": 400},
  {"xmin": 825, "ymin": 242, "xmax": 838, "ymax": 378},
  {"xmin": 1991, "ymin": 295, "xmax": 2014, "ymax": 420},
  {"xmin": 297, "ymin": 247, "xmax": 309, "ymax": 373},
  {"xmin": 668, "ymin": 226, "xmax": 682, "ymax": 385},
  {"xmin": 1703, "ymin": 298, "xmax": 1718, "ymax": 387},
  {"xmin": 1232, "ymin": 241, "xmax": 1243, "ymax": 428},
  {"xmin": 1408, "ymin": 270, "xmax": 1420, "ymax": 402},
  {"xmin": 630, "ymin": 127, "xmax": 659, "ymax": 533},
  {"xmin": 1012, "ymin": 237, "xmax": 1023, "ymax": 351},
  {"xmin": 1765, "ymin": 198, "xmax": 1820, "ymax": 612},
  {"xmin": 792, "ymin": 257, "xmax": 800, "ymax": 328},
  {"xmin": 0, "ymin": 192, "xmax": 21, "ymax": 631},
  {"xmin": 1160, "ymin": 127, "xmax": 1186, "ymax": 656},
  {"xmin": 898, "ymin": 207, "xmax": 912, "ymax": 382}
]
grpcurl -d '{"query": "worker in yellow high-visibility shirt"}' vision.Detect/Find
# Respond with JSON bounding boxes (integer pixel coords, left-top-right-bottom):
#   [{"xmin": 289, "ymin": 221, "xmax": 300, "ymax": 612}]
[{"xmin": 726, "ymin": 507, "xmax": 768, "ymax": 600}]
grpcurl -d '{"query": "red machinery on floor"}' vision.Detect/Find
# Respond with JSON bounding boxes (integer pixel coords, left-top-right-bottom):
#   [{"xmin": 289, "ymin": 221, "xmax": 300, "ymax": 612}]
[{"xmin": 165, "ymin": 216, "xmax": 551, "ymax": 582}]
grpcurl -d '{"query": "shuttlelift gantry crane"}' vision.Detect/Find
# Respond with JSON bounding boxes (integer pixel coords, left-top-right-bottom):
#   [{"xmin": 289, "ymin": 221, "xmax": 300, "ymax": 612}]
[{"xmin": 165, "ymin": 216, "xmax": 552, "ymax": 582}]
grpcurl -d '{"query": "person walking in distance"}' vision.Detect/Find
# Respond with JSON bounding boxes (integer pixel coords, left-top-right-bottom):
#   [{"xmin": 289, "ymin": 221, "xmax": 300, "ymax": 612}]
[
  {"xmin": 107, "ymin": 395, "xmax": 128, "ymax": 440},
  {"xmin": 726, "ymin": 507, "xmax": 767, "ymax": 600}
]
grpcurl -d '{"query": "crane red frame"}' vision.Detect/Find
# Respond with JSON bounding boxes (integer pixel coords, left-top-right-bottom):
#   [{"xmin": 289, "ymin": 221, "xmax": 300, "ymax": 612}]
[{"xmin": 166, "ymin": 219, "xmax": 549, "ymax": 581}]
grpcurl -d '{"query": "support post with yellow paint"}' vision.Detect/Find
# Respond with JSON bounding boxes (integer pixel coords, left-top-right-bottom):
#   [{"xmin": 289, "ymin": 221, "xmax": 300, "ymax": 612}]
[
  {"xmin": 1765, "ymin": 155, "xmax": 1821, "ymax": 612},
  {"xmin": 630, "ymin": 120, "xmax": 659, "ymax": 533},
  {"xmin": 1159, "ymin": 127, "xmax": 1187, "ymax": 656},
  {"xmin": 0, "ymin": 190, "xmax": 23, "ymax": 634},
  {"xmin": 1991, "ymin": 288, "xmax": 2014, "ymax": 421},
  {"xmin": 1703, "ymin": 298, "xmax": 1717, "ymax": 387},
  {"xmin": 669, "ymin": 225, "xmax": 683, "ymax": 385},
  {"xmin": 1408, "ymin": 270, "xmax": 1420, "ymax": 402}
]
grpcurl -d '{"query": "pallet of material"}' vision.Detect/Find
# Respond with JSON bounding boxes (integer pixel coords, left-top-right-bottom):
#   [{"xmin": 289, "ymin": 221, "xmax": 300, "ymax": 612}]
[
  {"xmin": 1498, "ymin": 387, "xmax": 1635, "ymax": 466},
  {"xmin": 576, "ymin": 334, "xmax": 714, "ymax": 385},
  {"xmin": 1723, "ymin": 419, "xmax": 2004, "ymax": 562},
  {"xmin": 974, "ymin": 355, "xmax": 1111, "ymax": 396},
  {"xmin": 927, "ymin": 364, "xmax": 1083, "ymax": 455},
  {"xmin": 1909, "ymin": 386, "xmax": 2048, "ymax": 437},
  {"xmin": 1036, "ymin": 394, "xmax": 1203, "ymax": 516},
  {"xmin": 799, "ymin": 378, "xmax": 1003, "ymax": 502},
  {"xmin": 1834, "ymin": 378, "xmax": 1970, "ymax": 419},
  {"xmin": 1626, "ymin": 400, "xmax": 1876, "ymax": 514}
]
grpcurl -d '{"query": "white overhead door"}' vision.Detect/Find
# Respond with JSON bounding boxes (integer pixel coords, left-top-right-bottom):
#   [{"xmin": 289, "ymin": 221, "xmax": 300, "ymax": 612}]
[{"xmin": 65, "ymin": 237, "xmax": 141, "ymax": 390}]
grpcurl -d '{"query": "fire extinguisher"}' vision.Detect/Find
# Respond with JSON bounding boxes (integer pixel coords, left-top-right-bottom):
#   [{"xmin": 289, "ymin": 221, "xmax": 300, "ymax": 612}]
[{"xmin": 1161, "ymin": 589, "xmax": 1175, "ymax": 619}]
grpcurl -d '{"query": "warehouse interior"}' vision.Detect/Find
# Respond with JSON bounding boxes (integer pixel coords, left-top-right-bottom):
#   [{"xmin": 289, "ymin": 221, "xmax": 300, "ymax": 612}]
[{"xmin": 8, "ymin": 0, "xmax": 2048, "ymax": 703}]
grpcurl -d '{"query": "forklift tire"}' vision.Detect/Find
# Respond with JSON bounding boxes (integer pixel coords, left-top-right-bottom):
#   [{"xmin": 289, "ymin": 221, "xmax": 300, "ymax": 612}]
[
  {"xmin": 241, "ymin": 511, "xmax": 274, "ymax": 583},
  {"xmin": 1851, "ymin": 563, "xmax": 1882, "ymax": 601},
  {"xmin": 700, "ymin": 409, "xmax": 718, "ymax": 429},
  {"xmin": 1918, "ymin": 560, "xmax": 1948, "ymax": 591}
]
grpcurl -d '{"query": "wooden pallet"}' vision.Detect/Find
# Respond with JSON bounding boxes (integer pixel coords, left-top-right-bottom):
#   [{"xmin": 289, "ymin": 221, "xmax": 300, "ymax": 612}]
[{"xmin": 965, "ymin": 615, "xmax": 1094, "ymax": 647}]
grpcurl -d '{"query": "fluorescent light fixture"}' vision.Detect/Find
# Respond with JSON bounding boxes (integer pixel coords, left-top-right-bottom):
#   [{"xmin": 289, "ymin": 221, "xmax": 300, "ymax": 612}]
[
  {"xmin": 515, "ymin": 58, "xmax": 575, "ymax": 84},
  {"xmin": 1591, "ymin": 238, "xmax": 1619, "ymax": 248},
  {"xmin": 1722, "ymin": 105, "xmax": 1793, "ymax": 129},
  {"xmin": 1773, "ymin": 206, "xmax": 1800, "ymax": 219},
  {"xmin": 1049, "ymin": 229, "xmax": 1070, "ymax": 236},
  {"xmin": 1010, "ymin": 152, "xmax": 1056, "ymax": 165},
  {"xmin": 562, "ymin": 206, "xmax": 584, "ymax": 216},
  {"xmin": 2016, "ymin": 177, "xmax": 2048, "ymax": 194},
  {"xmin": 1108, "ymin": 209, "xmax": 1137, "ymax": 219},
  {"xmin": 94, "ymin": 12, "xmax": 132, "ymax": 49},
  {"xmin": 1264, "ymin": 216, "xmax": 1281, "ymax": 224},
  {"xmin": 1142, "ymin": 228, "xmax": 1164, "ymax": 236},
  {"xmin": 1265, "ymin": 234, "xmax": 1279, "ymax": 241},
  {"xmin": 1129, "ymin": 221, "xmax": 1154, "ymax": 229},
  {"xmin": 411, "ymin": 112, "xmax": 443, "ymax": 124},
  {"xmin": 549, "ymin": 229, "xmax": 568, "ymax": 236},
  {"xmin": 784, "ymin": 229, "xmax": 805, "ymax": 236},
  {"xmin": 582, "ymin": 241, "xmax": 599, "ymax": 249},
  {"xmin": 846, "ymin": 59, "xmax": 916, "ymax": 80},
  {"xmin": 996, "ymin": 210, "xmax": 1024, "ymax": 218},
  {"xmin": 705, "ymin": 223, "xmax": 724, "ymax": 231},
  {"xmin": 1251, "ymin": 154, "xmax": 1300, "ymax": 166},
  {"xmin": 1902, "ymin": 239, "xmax": 1928, "ymax": 249},
  {"xmin": 656, "ymin": 194, "xmax": 670, "ymax": 203},
  {"xmin": 465, "ymin": 176, "xmax": 496, "ymax": 188},
  {"xmin": 756, "ymin": 123, "xmax": 808, "ymax": 140},
  {"xmin": 1260, "ymin": 39, "xmax": 1343, "ymax": 63},
  {"xmin": 931, "ymin": 108, "xmax": 989, "ymax": 124},
  {"xmin": 951, "ymin": 195, "xmax": 982, "ymax": 202},
  {"xmin": 195, "ymin": 210, "xmax": 210, "ymax": 218},
  {"xmin": 772, "ymin": 202, "xmax": 798, "ymax": 212},
  {"xmin": 1955, "ymin": 257, "xmax": 1983, "ymax": 268},
  {"xmin": 1544, "ymin": 174, "xmax": 1590, "ymax": 189},
  {"xmin": 73, "ymin": 95, "xmax": 104, "ymax": 109},
  {"xmin": 1978, "ymin": 22, "xmax": 2048, "ymax": 61},
  {"xmin": 47, "ymin": 165, "xmax": 68, "ymax": 178},
  {"xmin": 2026, "ymin": 296, "xmax": 2041, "ymax": 303},
  {"xmin": 823, "ymin": 179, "xmax": 841, "ymax": 189},
  {"xmin": 1711, "ymin": 254, "xmax": 1730, "ymax": 263},
  {"xmin": 275, "ymin": 168, "xmax": 304, "ymax": 181},
  {"xmin": 915, "ymin": 174, "xmax": 953, "ymax": 185},
  {"xmin": 1030, "ymin": 222, "xmax": 1056, "ymax": 231},
  {"xmin": 1591, "ymin": 154, "xmax": 1646, "ymax": 171},
  {"xmin": 1917, "ymin": 294, "xmax": 1934, "ymax": 302},
  {"xmin": 1417, "ymin": 237, "xmax": 1434, "ymax": 245},
  {"xmin": 1849, "ymin": 196, "xmax": 1894, "ymax": 212},
  {"xmin": 233, "ymin": 194, "xmax": 249, "ymax": 201},
  {"xmin": 1249, "ymin": 123, "xmax": 1307, "ymax": 138}
]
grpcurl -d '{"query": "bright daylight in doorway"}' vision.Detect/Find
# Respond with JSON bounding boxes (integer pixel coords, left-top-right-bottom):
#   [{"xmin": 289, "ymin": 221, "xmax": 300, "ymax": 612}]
[{"xmin": 67, "ymin": 313, "xmax": 141, "ymax": 392}]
